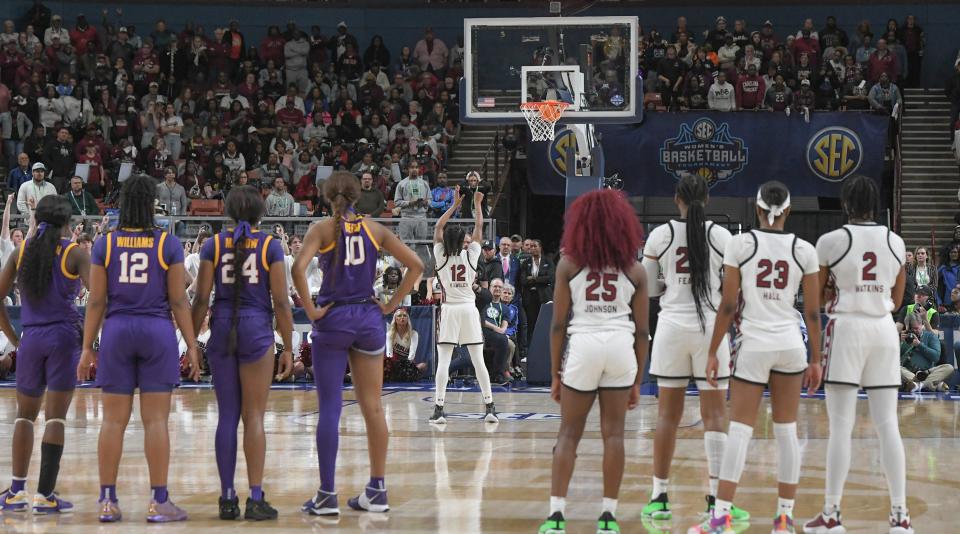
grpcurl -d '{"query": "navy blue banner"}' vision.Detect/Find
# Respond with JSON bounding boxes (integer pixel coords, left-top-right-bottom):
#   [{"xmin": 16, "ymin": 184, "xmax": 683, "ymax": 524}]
[{"xmin": 528, "ymin": 112, "xmax": 889, "ymax": 197}]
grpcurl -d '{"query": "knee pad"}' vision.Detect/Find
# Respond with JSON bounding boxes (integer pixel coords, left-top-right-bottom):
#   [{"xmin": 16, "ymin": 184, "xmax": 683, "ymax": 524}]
[
  {"xmin": 719, "ymin": 421, "xmax": 753, "ymax": 484},
  {"xmin": 773, "ymin": 422, "xmax": 800, "ymax": 485}
]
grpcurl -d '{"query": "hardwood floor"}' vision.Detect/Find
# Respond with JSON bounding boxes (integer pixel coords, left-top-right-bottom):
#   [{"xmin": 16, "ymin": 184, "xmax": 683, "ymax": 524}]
[{"xmin": 0, "ymin": 386, "xmax": 957, "ymax": 532}]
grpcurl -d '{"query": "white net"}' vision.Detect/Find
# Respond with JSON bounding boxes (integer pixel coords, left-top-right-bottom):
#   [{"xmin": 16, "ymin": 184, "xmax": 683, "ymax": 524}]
[{"xmin": 520, "ymin": 101, "xmax": 570, "ymax": 142}]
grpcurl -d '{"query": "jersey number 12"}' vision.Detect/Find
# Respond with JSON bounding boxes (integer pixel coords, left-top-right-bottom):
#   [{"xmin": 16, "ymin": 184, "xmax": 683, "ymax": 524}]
[{"xmin": 450, "ymin": 264, "xmax": 466, "ymax": 282}]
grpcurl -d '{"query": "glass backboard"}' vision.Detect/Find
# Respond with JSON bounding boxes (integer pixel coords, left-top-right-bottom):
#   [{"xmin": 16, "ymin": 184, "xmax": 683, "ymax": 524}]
[{"xmin": 462, "ymin": 16, "xmax": 640, "ymax": 124}]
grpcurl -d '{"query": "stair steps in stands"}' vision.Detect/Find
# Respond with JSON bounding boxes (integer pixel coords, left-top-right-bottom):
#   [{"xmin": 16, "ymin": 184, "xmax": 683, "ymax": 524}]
[{"xmin": 899, "ymin": 87, "xmax": 959, "ymax": 252}]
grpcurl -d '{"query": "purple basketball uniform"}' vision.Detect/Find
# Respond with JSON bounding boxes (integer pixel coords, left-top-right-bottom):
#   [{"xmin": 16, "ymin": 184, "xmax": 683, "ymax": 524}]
[
  {"xmin": 312, "ymin": 217, "xmax": 384, "ymax": 355},
  {"xmin": 200, "ymin": 230, "xmax": 284, "ymax": 363},
  {"xmin": 15, "ymin": 239, "xmax": 82, "ymax": 397},
  {"xmin": 91, "ymin": 229, "xmax": 184, "ymax": 394}
]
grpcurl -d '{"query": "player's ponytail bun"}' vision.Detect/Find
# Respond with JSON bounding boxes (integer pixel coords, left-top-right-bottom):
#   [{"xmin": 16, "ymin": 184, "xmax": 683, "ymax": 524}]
[
  {"xmin": 676, "ymin": 175, "xmax": 714, "ymax": 332},
  {"xmin": 19, "ymin": 195, "xmax": 72, "ymax": 300},
  {"xmin": 756, "ymin": 181, "xmax": 791, "ymax": 226}
]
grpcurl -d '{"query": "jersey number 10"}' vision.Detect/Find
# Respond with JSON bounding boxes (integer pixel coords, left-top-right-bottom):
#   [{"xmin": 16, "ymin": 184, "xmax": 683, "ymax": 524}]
[
  {"xmin": 344, "ymin": 236, "xmax": 365, "ymax": 266},
  {"xmin": 585, "ymin": 272, "xmax": 618, "ymax": 301}
]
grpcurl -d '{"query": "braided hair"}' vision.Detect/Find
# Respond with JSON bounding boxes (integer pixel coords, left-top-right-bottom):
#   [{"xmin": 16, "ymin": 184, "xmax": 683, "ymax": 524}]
[
  {"xmin": 18, "ymin": 196, "xmax": 72, "ymax": 300},
  {"xmin": 224, "ymin": 185, "xmax": 265, "ymax": 357},
  {"xmin": 442, "ymin": 225, "xmax": 466, "ymax": 258},
  {"xmin": 840, "ymin": 174, "xmax": 878, "ymax": 222},
  {"xmin": 322, "ymin": 171, "xmax": 361, "ymax": 283},
  {"xmin": 118, "ymin": 174, "xmax": 158, "ymax": 231},
  {"xmin": 676, "ymin": 174, "xmax": 714, "ymax": 331}
]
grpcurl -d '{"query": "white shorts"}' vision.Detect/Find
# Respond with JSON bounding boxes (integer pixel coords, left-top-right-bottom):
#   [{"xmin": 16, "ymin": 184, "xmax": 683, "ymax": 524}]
[
  {"xmin": 732, "ymin": 347, "xmax": 808, "ymax": 385},
  {"xmin": 437, "ymin": 303, "xmax": 484, "ymax": 346},
  {"xmin": 561, "ymin": 330, "xmax": 637, "ymax": 392},
  {"xmin": 824, "ymin": 315, "xmax": 901, "ymax": 389},
  {"xmin": 650, "ymin": 320, "xmax": 731, "ymax": 390}
]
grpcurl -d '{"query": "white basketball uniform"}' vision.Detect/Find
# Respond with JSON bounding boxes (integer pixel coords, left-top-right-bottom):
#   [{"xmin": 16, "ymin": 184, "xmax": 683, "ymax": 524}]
[
  {"xmin": 435, "ymin": 241, "xmax": 484, "ymax": 346},
  {"xmin": 817, "ymin": 224, "xmax": 905, "ymax": 388},
  {"xmin": 646, "ymin": 220, "xmax": 733, "ymax": 389},
  {"xmin": 562, "ymin": 266, "xmax": 639, "ymax": 392},
  {"xmin": 724, "ymin": 230, "xmax": 819, "ymax": 384}
]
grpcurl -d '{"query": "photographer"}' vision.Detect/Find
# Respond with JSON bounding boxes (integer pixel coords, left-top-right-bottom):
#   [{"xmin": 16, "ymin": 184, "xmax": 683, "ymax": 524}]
[
  {"xmin": 897, "ymin": 285, "xmax": 939, "ymax": 328},
  {"xmin": 900, "ymin": 311, "xmax": 954, "ymax": 392}
]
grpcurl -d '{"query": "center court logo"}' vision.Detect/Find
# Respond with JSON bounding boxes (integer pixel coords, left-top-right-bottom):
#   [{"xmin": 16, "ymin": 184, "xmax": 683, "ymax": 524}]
[
  {"xmin": 659, "ymin": 118, "xmax": 748, "ymax": 186},
  {"xmin": 806, "ymin": 126, "xmax": 863, "ymax": 182}
]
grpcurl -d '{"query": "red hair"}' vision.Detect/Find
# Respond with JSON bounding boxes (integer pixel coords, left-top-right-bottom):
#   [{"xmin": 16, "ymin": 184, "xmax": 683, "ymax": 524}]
[{"xmin": 560, "ymin": 189, "xmax": 643, "ymax": 272}]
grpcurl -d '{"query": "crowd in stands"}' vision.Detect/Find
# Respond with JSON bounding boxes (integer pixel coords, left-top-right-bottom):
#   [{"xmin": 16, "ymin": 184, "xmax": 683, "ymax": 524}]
[
  {"xmin": 642, "ymin": 15, "xmax": 920, "ymax": 115},
  {"xmin": 0, "ymin": 3, "xmax": 477, "ymax": 222}
]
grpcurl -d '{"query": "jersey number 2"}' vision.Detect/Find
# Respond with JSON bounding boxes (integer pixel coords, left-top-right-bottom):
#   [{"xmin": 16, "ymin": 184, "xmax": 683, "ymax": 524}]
[
  {"xmin": 450, "ymin": 264, "xmax": 466, "ymax": 282},
  {"xmin": 862, "ymin": 252, "xmax": 877, "ymax": 281},
  {"xmin": 675, "ymin": 247, "xmax": 690, "ymax": 273},
  {"xmin": 756, "ymin": 259, "xmax": 788, "ymax": 289},
  {"xmin": 585, "ymin": 272, "xmax": 618, "ymax": 301},
  {"xmin": 118, "ymin": 252, "xmax": 149, "ymax": 284}
]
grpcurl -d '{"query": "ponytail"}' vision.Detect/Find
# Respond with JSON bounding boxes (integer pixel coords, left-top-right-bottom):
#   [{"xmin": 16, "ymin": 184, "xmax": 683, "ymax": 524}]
[
  {"xmin": 19, "ymin": 196, "xmax": 72, "ymax": 300},
  {"xmin": 676, "ymin": 174, "xmax": 713, "ymax": 332},
  {"xmin": 322, "ymin": 171, "xmax": 362, "ymax": 284},
  {"xmin": 223, "ymin": 186, "xmax": 265, "ymax": 358}
]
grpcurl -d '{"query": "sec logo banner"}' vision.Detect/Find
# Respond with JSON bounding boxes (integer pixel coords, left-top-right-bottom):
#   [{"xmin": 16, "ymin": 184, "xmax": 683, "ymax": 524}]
[
  {"xmin": 806, "ymin": 127, "xmax": 863, "ymax": 182},
  {"xmin": 549, "ymin": 128, "xmax": 578, "ymax": 177}
]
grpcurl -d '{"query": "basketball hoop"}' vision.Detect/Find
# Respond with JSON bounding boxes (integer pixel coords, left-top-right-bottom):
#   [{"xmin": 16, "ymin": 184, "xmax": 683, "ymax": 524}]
[{"xmin": 520, "ymin": 100, "xmax": 570, "ymax": 142}]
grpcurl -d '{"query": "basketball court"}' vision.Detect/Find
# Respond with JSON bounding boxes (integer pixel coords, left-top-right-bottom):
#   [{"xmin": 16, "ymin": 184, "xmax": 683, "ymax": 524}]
[{"xmin": 0, "ymin": 386, "xmax": 957, "ymax": 532}]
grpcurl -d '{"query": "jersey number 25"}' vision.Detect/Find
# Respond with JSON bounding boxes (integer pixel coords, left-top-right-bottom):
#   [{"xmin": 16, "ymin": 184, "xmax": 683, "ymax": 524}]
[{"xmin": 585, "ymin": 272, "xmax": 618, "ymax": 301}]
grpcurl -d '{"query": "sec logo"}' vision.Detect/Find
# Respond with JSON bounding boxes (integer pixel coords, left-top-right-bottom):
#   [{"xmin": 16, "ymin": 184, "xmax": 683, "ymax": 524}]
[
  {"xmin": 549, "ymin": 128, "xmax": 578, "ymax": 176},
  {"xmin": 806, "ymin": 127, "xmax": 863, "ymax": 182}
]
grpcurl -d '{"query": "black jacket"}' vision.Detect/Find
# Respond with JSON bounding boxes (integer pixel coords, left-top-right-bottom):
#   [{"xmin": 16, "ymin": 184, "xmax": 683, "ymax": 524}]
[{"xmin": 520, "ymin": 256, "xmax": 555, "ymax": 304}]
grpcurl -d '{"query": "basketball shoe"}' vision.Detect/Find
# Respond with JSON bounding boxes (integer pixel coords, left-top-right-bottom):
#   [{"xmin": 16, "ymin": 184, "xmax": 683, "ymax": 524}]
[
  {"xmin": 219, "ymin": 495, "xmax": 240, "ymax": 520},
  {"xmin": 889, "ymin": 510, "xmax": 913, "ymax": 534},
  {"xmin": 301, "ymin": 490, "xmax": 339, "ymax": 516},
  {"xmin": 597, "ymin": 511, "xmax": 620, "ymax": 533},
  {"xmin": 244, "ymin": 495, "xmax": 278, "ymax": 521},
  {"xmin": 538, "ymin": 511, "xmax": 565, "ymax": 534},
  {"xmin": 0, "ymin": 488, "xmax": 29, "ymax": 512},
  {"xmin": 348, "ymin": 486, "xmax": 389, "ymax": 512},
  {"xmin": 146, "ymin": 499, "xmax": 187, "ymax": 522},
  {"xmin": 705, "ymin": 495, "xmax": 751, "ymax": 522},
  {"xmin": 428, "ymin": 405, "xmax": 446, "ymax": 424},
  {"xmin": 484, "ymin": 402, "xmax": 499, "ymax": 423},
  {"xmin": 802, "ymin": 508, "xmax": 844, "ymax": 533},
  {"xmin": 687, "ymin": 514, "xmax": 736, "ymax": 534},
  {"xmin": 642, "ymin": 493, "xmax": 671, "ymax": 520},
  {"xmin": 31, "ymin": 493, "xmax": 73, "ymax": 514},
  {"xmin": 97, "ymin": 499, "xmax": 122, "ymax": 522},
  {"xmin": 772, "ymin": 514, "xmax": 796, "ymax": 533}
]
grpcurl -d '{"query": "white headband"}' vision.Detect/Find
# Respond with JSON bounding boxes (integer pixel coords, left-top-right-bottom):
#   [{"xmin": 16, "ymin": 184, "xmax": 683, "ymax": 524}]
[{"xmin": 756, "ymin": 189, "xmax": 791, "ymax": 226}]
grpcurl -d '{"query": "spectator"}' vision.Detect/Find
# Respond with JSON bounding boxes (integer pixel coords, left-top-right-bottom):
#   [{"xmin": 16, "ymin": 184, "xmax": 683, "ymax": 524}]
[
  {"xmin": 939, "ymin": 245, "xmax": 960, "ymax": 305},
  {"xmin": 867, "ymin": 72, "xmax": 902, "ymax": 114},
  {"xmin": 867, "ymin": 38, "xmax": 899, "ymax": 83},
  {"xmin": 76, "ymin": 143, "xmax": 106, "ymax": 197},
  {"xmin": 388, "ymin": 112, "xmax": 419, "ymax": 142},
  {"xmin": 265, "ymin": 175, "xmax": 296, "ymax": 216},
  {"xmin": 376, "ymin": 266, "xmax": 411, "ymax": 307},
  {"xmin": 364, "ymin": 35, "xmax": 391, "ymax": 70},
  {"xmin": 328, "ymin": 21, "xmax": 359, "ymax": 62},
  {"xmin": 900, "ymin": 311, "xmax": 954, "ymax": 392},
  {"xmin": 704, "ymin": 16, "xmax": 729, "ymax": 51},
  {"xmin": 284, "ymin": 27, "xmax": 310, "ymax": 95},
  {"xmin": 394, "ymin": 160, "xmax": 432, "ymax": 270},
  {"xmin": 736, "ymin": 64, "xmax": 766, "ymax": 110},
  {"xmin": 0, "ymin": 97, "xmax": 32, "ymax": 170},
  {"xmin": 159, "ymin": 102, "xmax": 183, "ymax": 160},
  {"xmin": 841, "ymin": 68, "xmax": 870, "ymax": 110},
  {"xmin": 428, "ymin": 171, "xmax": 454, "ymax": 218},
  {"xmin": 495, "ymin": 236, "xmax": 520, "ymax": 288},
  {"xmin": 356, "ymin": 171, "xmax": 385, "ymax": 217},
  {"xmin": 385, "ymin": 308, "xmax": 425, "ymax": 373},
  {"xmin": 855, "ymin": 33, "xmax": 875, "ymax": 68},
  {"xmin": 906, "ymin": 247, "xmax": 936, "ymax": 303},
  {"xmin": 682, "ymin": 76, "xmax": 709, "ymax": 110},
  {"xmin": 520, "ymin": 238, "xmax": 553, "ymax": 339},
  {"xmin": 707, "ymin": 70, "xmax": 736, "ymax": 111},
  {"xmin": 16, "ymin": 161, "xmax": 57, "ymax": 214},
  {"xmin": 481, "ymin": 278, "xmax": 512, "ymax": 383},
  {"xmin": 63, "ymin": 174, "xmax": 99, "ymax": 216},
  {"xmin": 222, "ymin": 20, "xmax": 246, "ymax": 69},
  {"xmin": 499, "ymin": 283, "xmax": 521, "ymax": 369},
  {"xmin": 794, "ymin": 78, "xmax": 816, "ymax": 119},
  {"xmin": 670, "ymin": 16, "xmax": 691, "ymax": 44},
  {"xmin": 717, "ymin": 35, "xmax": 739, "ymax": 71},
  {"xmin": 413, "ymin": 27, "xmax": 448, "ymax": 76},
  {"xmin": 37, "ymin": 83, "xmax": 64, "ymax": 128},
  {"xmin": 43, "ymin": 14, "xmax": 68, "ymax": 47},
  {"xmin": 819, "ymin": 16, "xmax": 849, "ymax": 54},
  {"xmin": 42, "ymin": 126, "xmax": 73, "ymax": 192},
  {"xmin": 259, "ymin": 25, "xmax": 285, "ymax": 67},
  {"xmin": 764, "ymin": 73, "xmax": 793, "ymax": 111},
  {"xmin": 259, "ymin": 151, "xmax": 291, "ymax": 185},
  {"xmin": 884, "ymin": 32, "xmax": 908, "ymax": 84},
  {"xmin": 460, "ymin": 170, "xmax": 489, "ymax": 219},
  {"xmin": 657, "ymin": 46, "xmax": 685, "ymax": 110},
  {"xmin": 156, "ymin": 166, "xmax": 189, "ymax": 215},
  {"xmin": 897, "ymin": 15, "xmax": 924, "ymax": 88},
  {"xmin": 7, "ymin": 152, "xmax": 31, "ymax": 190}
]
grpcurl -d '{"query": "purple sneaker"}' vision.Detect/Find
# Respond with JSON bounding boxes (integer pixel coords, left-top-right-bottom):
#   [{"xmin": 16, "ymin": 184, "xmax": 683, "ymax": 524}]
[
  {"xmin": 146, "ymin": 499, "xmax": 187, "ymax": 523},
  {"xmin": 347, "ymin": 486, "xmax": 389, "ymax": 513},
  {"xmin": 31, "ymin": 493, "xmax": 74, "ymax": 514},
  {"xmin": 0, "ymin": 488, "xmax": 29, "ymax": 512},
  {"xmin": 98, "ymin": 499, "xmax": 122, "ymax": 523},
  {"xmin": 301, "ymin": 490, "xmax": 339, "ymax": 516}
]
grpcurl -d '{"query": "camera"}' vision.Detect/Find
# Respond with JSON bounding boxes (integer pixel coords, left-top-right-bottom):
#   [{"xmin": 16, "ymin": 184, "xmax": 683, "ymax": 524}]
[{"xmin": 905, "ymin": 332, "xmax": 917, "ymax": 344}]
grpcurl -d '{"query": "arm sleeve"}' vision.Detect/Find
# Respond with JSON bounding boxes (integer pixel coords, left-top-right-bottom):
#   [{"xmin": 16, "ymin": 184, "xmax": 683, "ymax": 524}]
[
  {"xmin": 91, "ymin": 233, "xmax": 107, "ymax": 266},
  {"xmin": 164, "ymin": 233, "xmax": 185, "ymax": 266},
  {"xmin": 408, "ymin": 331, "xmax": 419, "ymax": 361}
]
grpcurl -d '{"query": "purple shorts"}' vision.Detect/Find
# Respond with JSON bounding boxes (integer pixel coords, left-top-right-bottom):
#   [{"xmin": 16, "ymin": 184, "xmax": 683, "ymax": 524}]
[
  {"xmin": 97, "ymin": 315, "xmax": 180, "ymax": 395},
  {"xmin": 311, "ymin": 303, "xmax": 386, "ymax": 356},
  {"xmin": 207, "ymin": 315, "xmax": 275, "ymax": 364},
  {"xmin": 16, "ymin": 322, "xmax": 81, "ymax": 397}
]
